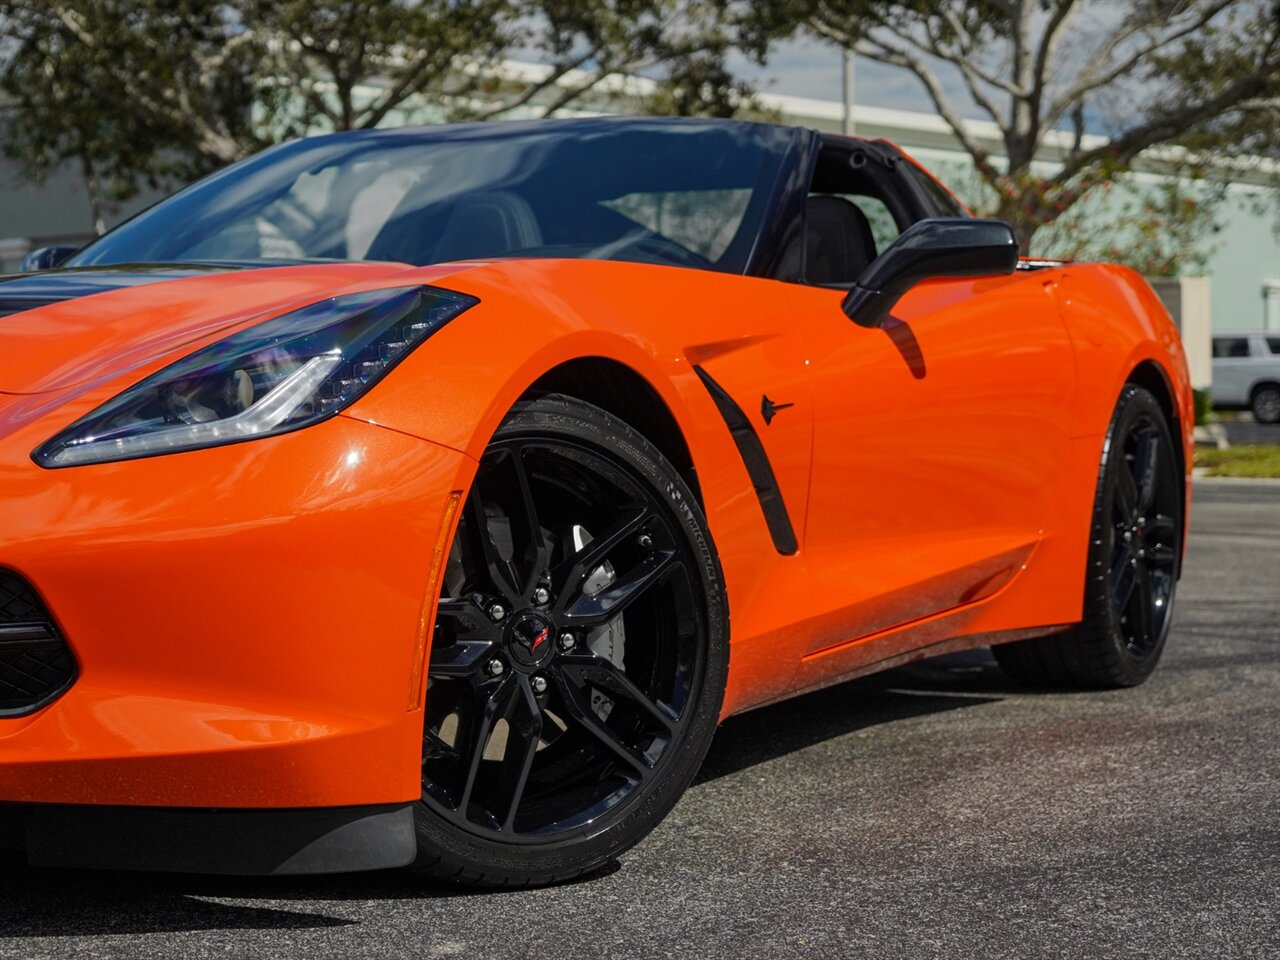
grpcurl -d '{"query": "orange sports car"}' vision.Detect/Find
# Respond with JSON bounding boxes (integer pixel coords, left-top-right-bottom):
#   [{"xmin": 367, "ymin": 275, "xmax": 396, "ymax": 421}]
[{"xmin": 0, "ymin": 117, "xmax": 1192, "ymax": 886}]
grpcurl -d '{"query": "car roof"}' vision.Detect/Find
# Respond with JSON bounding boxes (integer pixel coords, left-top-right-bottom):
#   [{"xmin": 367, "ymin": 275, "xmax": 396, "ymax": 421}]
[{"xmin": 1214, "ymin": 330, "xmax": 1278, "ymax": 337}]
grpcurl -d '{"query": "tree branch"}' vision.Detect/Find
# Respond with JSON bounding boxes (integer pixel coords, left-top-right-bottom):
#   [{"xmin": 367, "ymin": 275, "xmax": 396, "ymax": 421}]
[
  {"xmin": 1047, "ymin": 0, "xmax": 1238, "ymax": 128},
  {"xmin": 1049, "ymin": 61, "xmax": 1280, "ymax": 191}
]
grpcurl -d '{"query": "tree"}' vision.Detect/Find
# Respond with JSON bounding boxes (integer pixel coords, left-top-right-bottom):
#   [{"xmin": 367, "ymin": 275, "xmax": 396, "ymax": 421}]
[
  {"xmin": 741, "ymin": 0, "xmax": 1280, "ymax": 252},
  {"xmin": 1, "ymin": 1, "xmax": 265, "ymax": 228},
  {"xmin": 2, "ymin": 0, "xmax": 760, "ymax": 221}
]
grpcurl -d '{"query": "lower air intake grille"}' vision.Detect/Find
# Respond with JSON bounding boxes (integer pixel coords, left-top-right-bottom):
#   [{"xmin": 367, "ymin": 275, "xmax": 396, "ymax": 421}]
[{"xmin": 0, "ymin": 571, "xmax": 76, "ymax": 716}]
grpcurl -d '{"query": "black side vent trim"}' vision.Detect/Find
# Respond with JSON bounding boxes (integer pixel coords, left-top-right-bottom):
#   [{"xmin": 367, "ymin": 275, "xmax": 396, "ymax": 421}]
[
  {"xmin": 0, "ymin": 570, "xmax": 77, "ymax": 717},
  {"xmin": 692, "ymin": 365, "xmax": 799, "ymax": 556}
]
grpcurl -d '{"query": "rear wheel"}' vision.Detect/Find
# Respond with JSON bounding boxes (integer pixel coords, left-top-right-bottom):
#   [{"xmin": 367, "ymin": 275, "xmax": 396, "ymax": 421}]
[
  {"xmin": 411, "ymin": 395, "xmax": 727, "ymax": 887},
  {"xmin": 994, "ymin": 384, "xmax": 1183, "ymax": 688},
  {"xmin": 1251, "ymin": 383, "xmax": 1280, "ymax": 424}
]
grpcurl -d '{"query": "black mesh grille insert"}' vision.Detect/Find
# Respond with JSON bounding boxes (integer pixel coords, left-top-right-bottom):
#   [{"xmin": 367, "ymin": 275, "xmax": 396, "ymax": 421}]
[{"xmin": 0, "ymin": 571, "xmax": 76, "ymax": 716}]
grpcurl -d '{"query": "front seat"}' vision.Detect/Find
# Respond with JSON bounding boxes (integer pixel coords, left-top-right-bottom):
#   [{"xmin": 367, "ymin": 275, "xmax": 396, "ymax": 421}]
[
  {"xmin": 429, "ymin": 190, "xmax": 543, "ymax": 262},
  {"xmin": 801, "ymin": 195, "xmax": 879, "ymax": 285}
]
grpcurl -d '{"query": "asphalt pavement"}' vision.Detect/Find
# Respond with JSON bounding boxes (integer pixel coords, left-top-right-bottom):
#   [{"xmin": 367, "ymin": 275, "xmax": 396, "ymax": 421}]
[
  {"xmin": 1219, "ymin": 416, "xmax": 1280, "ymax": 446},
  {"xmin": 2, "ymin": 481, "xmax": 1277, "ymax": 960}
]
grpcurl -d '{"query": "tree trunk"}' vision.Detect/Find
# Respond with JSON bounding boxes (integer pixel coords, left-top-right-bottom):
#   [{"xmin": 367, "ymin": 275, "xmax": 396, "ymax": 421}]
[
  {"xmin": 994, "ymin": 196, "xmax": 1040, "ymax": 255},
  {"xmin": 80, "ymin": 153, "xmax": 106, "ymax": 235}
]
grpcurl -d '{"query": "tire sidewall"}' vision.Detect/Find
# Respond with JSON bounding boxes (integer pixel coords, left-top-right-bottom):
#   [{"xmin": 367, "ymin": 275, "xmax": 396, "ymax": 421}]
[{"xmin": 1088, "ymin": 385, "xmax": 1181, "ymax": 684}]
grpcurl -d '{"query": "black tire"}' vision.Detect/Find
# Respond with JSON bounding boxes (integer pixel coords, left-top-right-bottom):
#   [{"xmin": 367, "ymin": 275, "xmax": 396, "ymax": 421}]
[
  {"xmin": 1250, "ymin": 383, "xmax": 1280, "ymax": 424},
  {"xmin": 410, "ymin": 394, "xmax": 728, "ymax": 888},
  {"xmin": 993, "ymin": 384, "xmax": 1182, "ymax": 688}
]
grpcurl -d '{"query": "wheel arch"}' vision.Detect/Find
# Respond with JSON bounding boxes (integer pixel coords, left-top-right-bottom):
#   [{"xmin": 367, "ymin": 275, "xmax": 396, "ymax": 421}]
[
  {"xmin": 521, "ymin": 357, "xmax": 703, "ymax": 508},
  {"xmin": 1127, "ymin": 359, "xmax": 1184, "ymax": 470},
  {"xmin": 1249, "ymin": 378, "xmax": 1280, "ymax": 402}
]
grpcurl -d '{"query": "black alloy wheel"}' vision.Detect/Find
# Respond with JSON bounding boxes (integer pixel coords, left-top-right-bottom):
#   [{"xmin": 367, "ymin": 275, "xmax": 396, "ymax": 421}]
[
  {"xmin": 411, "ymin": 394, "xmax": 727, "ymax": 887},
  {"xmin": 1104, "ymin": 404, "xmax": 1181, "ymax": 659},
  {"xmin": 994, "ymin": 384, "xmax": 1183, "ymax": 688}
]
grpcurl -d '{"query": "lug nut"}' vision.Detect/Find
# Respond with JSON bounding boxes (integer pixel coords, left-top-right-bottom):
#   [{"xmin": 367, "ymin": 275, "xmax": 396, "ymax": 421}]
[
  {"xmin": 488, "ymin": 603, "xmax": 506, "ymax": 622},
  {"xmin": 558, "ymin": 631, "xmax": 575, "ymax": 652},
  {"xmin": 533, "ymin": 586, "xmax": 551, "ymax": 605},
  {"xmin": 532, "ymin": 675, "xmax": 548, "ymax": 694},
  {"xmin": 637, "ymin": 533, "xmax": 654, "ymax": 549},
  {"xmin": 486, "ymin": 658, "xmax": 505, "ymax": 677}
]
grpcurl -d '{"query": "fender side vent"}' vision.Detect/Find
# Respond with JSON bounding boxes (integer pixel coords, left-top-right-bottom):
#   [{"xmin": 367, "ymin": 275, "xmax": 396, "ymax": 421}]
[{"xmin": 692, "ymin": 365, "xmax": 799, "ymax": 556}]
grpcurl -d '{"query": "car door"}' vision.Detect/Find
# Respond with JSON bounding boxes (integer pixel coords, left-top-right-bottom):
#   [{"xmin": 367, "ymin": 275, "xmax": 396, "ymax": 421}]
[{"xmin": 783, "ymin": 140, "xmax": 1077, "ymax": 653}]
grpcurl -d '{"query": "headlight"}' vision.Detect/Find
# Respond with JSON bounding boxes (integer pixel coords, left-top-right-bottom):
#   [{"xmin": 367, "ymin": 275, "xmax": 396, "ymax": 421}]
[{"xmin": 34, "ymin": 285, "xmax": 477, "ymax": 467}]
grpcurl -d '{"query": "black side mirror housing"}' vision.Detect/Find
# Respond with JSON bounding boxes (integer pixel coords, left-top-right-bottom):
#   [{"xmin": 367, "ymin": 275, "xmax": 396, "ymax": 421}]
[
  {"xmin": 20, "ymin": 245, "xmax": 79, "ymax": 272},
  {"xmin": 842, "ymin": 218, "xmax": 1017, "ymax": 328}
]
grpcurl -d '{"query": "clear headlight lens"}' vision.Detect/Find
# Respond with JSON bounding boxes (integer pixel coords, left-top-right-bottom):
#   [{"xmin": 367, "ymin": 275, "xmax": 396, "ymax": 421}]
[{"xmin": 34, "ymin": 285, "xmax": 477, "ymax": 467}]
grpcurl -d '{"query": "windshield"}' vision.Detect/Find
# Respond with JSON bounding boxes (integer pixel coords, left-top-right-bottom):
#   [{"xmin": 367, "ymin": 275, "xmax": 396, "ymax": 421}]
[{"xmin": 69, "ymin": 119, "xmax": 797, "ymax": 274}]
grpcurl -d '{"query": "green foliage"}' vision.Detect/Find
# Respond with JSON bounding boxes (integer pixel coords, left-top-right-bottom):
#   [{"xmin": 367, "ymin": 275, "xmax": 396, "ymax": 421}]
[
  {"xmin": 0, "ymin": 0, "xmax": 756, "ymax": 218},
  {"xmin": 1, "ymin": 1, "xmax": 265, "ymax": 226},
  {"xmin": 1195, "ymin": 444, "xmax": 1280, "ymax": 478},
  {"xmin": 1193, "ymin": 389, "xmax": 1213, "ymax": 427}
]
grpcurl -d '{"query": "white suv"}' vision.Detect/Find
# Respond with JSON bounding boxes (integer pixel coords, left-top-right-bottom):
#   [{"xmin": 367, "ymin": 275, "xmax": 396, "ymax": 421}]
[{"xmin": 1212, "ymin": 331, "xmax": 1280, "ymax": 424}]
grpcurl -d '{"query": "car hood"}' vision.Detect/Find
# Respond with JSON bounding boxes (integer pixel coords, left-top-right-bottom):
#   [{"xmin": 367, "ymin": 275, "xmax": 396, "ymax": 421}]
[{"xmin": 0, "ymin": 262, "xmax": 432, "ymax": 395}]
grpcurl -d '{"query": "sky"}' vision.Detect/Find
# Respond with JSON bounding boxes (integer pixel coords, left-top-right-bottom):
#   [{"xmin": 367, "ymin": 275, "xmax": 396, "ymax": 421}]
[{"xmin": 729, "ymin": 35, "xmax": 987, "ymax": 119}]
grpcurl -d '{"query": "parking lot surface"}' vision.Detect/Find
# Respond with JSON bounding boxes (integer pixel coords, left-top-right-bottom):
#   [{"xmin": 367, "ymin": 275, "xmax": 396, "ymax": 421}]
[{"xmin": 2, "ymin": 480, "xmax": 1277, "ymax": 959}]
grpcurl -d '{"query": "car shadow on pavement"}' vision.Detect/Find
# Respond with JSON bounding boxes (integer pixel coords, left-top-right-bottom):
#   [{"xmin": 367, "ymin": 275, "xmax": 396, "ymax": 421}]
[
  {"xmin": 695, "ymin": 646, "xmax": 1019, "ymax": 784},
  {"xmin": 0, "ymin": 648, "xmax": 1038, "ymax": 938}
]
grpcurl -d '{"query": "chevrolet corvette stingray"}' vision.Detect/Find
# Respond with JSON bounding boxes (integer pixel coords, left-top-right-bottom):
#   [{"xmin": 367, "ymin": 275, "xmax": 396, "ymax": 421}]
[{"xmin": 0, "ymin": 117, "xmax": 1192, "ymax": 886}]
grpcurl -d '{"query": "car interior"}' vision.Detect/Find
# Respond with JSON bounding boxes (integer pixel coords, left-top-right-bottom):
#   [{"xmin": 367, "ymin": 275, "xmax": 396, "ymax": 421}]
[{"xmin": 776, "ymin": 142, "xmax": 922, "ymax": 287}]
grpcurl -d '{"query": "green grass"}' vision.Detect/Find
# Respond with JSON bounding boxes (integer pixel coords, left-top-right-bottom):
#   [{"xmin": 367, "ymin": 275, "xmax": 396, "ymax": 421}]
[{"xmin": 1196, "ymin": 445, "xmax": 1280, "ymax": 478}]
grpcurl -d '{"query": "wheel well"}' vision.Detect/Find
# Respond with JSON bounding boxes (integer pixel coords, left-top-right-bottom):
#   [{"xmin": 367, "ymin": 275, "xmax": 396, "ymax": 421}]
[
  {"xmin": 523, "ymin": 358, "xmax": 703, "ymax": 506},
  {"xmin": 1249, "ymin": 380, "xmax": 1280, "ymax": 401},
  {"xmin": 1127, "ymin": 359, "xmax": 1185, "ymax": 501}
]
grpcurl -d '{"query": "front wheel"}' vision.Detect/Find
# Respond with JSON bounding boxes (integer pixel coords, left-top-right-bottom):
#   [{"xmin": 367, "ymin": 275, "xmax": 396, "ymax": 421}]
[
  {"xmin": 994, "ymin": 384, "xmax": 1183, "ymax": 688},
  {"xmin": 410, "ymin": 394, "xmax": 728, "ymax": 887}
]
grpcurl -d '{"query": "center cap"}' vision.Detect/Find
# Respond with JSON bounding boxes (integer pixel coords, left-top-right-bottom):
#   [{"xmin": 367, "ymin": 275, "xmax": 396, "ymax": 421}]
[{"xmin": 507, "ymin": 611, "xmax": 556, "ymax": 669}]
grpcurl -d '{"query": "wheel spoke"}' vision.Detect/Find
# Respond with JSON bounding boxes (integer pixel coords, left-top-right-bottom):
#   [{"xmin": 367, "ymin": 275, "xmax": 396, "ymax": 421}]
[
  {"xmin": 1131, "ymin": 572, "xmax": 1155, "ymax": 647},
  {"xmin": 1114, "ymin": 458, "xmax": 1139, "ymax": 522},
  {"xmin": 508, "ymin": 445, "xmax": 551, "ymax": 598},
  {"xmin": 434, "ymin": 596, "xmax": 503, "ymax": 640},
  {"xmin": 560, "ymin": 654, "xmax": 678, "ymax": 733},
  {"xmin": 422, "ymin": 730, "xmax": 459, "ymax": 763},
  {"xmin": 461, "ymin": 486, "xmax": 521, "ymax": 604},
  {"xmin": 1111, "ymin": 556, "xmax": 1139, "ymax": 615},
  {"xmin": 494, "ymin": 678, "xmax": 543, "ymax": 831},
  {"xmin": 428, "ymin": 639, "xmax": 497, "ymax": 678},
  {"xmin": 564, "ymin": 552, "xmax": 679, "ymax": 627},
  {"xmin": 551, "ymin": 669, "xmax": 652, "ymax": 777},
  {"xmin": 1135, "ymin": 432, "xmax": 1159, "ymax": 515},
  {"xmin": 457, "ymin": 677, "xmax": 518, "ymax": 815},
  {"xmin": 550, "ymin": 507, "xmax": 648, "ymax": 601}
]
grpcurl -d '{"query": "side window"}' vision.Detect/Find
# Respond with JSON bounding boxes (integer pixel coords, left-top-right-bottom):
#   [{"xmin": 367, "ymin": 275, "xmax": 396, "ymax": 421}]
[
  {"xmin": 1265, "ymin": 337, "xmax": 1280, "ymax": 355},
  {"xmin": 1213, "ymin": 338, "xmax": 1250, "ymax": 359}
]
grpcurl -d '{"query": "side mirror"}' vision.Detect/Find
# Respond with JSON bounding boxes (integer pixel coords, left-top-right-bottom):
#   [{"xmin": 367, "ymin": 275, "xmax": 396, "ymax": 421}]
[
  {"xmin": 842, "ymin": 218, "xmax": 1017, "ymax": 328},
  {"xmin": 20, "ymin": 245, "xmax": 79, "ymax": 272}
]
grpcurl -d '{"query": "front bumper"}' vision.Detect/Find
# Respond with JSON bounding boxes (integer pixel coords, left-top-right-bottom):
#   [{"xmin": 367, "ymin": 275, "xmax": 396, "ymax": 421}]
[
  {"xmin": 0, "ymin": 409, "xmax": 471, "ymax": 815},
  {"xmin": 0, "ymin": 801, "xmax": 417, "ymax": 874}
]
